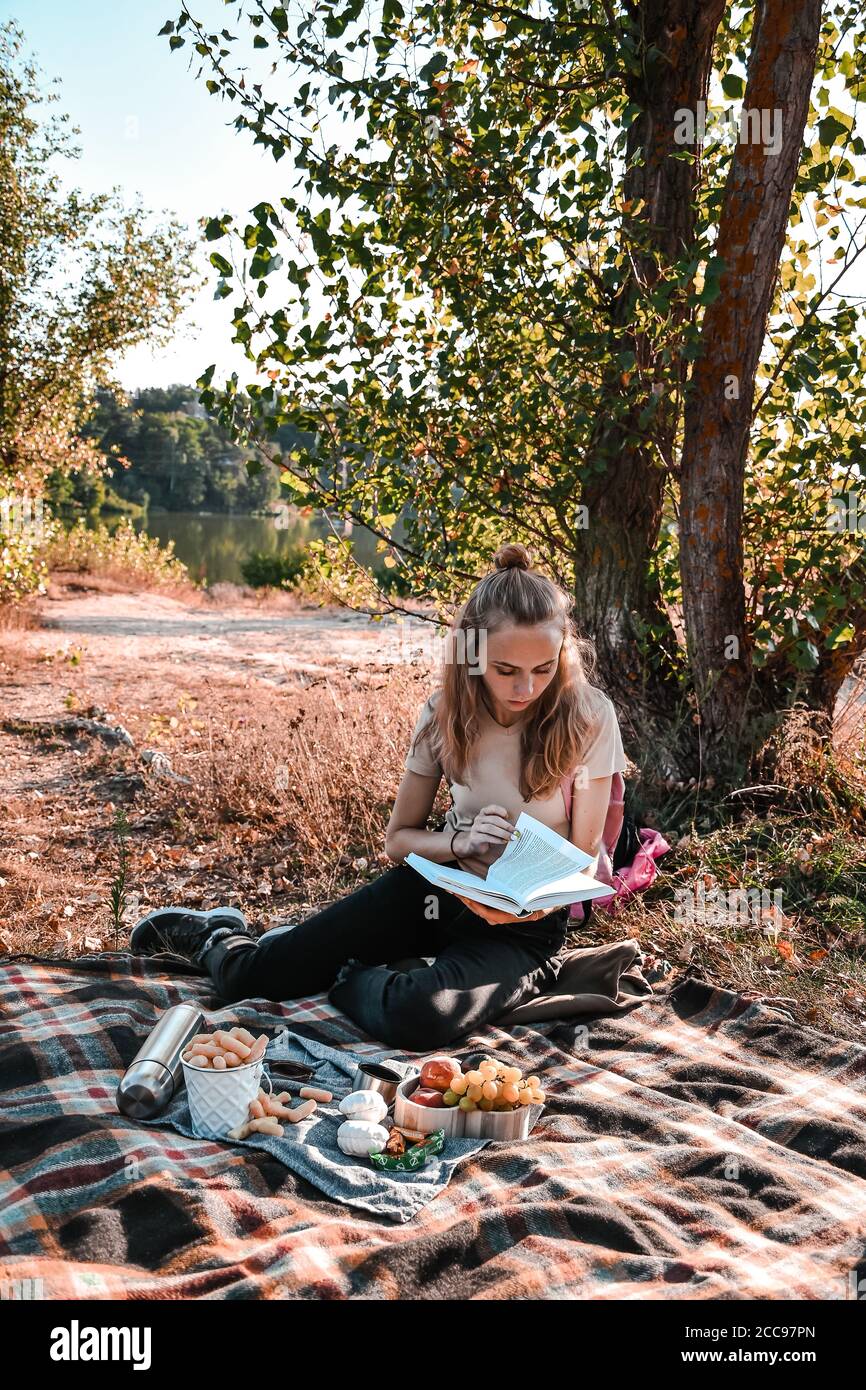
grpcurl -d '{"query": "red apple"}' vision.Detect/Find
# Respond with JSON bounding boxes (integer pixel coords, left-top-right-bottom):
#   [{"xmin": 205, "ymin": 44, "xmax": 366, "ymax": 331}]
[
  {"xmin": 411, "ymin": 1086, "xmax": 446, "ymax": 1108},
  {"xmin": 419, "ymin": 1055, "xmax": 462, "ymax": 1093}
]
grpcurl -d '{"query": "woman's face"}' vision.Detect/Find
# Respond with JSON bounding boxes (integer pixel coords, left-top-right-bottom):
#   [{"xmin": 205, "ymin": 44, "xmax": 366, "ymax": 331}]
[{"xmin": 480, "ymin": 622, "xmax": 563, "ymax": 715}]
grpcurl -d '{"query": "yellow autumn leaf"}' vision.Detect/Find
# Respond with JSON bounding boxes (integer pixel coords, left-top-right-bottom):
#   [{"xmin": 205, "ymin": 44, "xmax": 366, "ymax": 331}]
[{"xmin": 280, "ymin": 470, "xmax": 307, "ymax": 493}]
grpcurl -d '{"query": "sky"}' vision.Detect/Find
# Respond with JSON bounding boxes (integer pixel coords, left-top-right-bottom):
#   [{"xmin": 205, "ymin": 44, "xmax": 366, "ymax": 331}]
[{"xmin": 1, "ymin": 0, "xmax": 294, "ymax": 390}]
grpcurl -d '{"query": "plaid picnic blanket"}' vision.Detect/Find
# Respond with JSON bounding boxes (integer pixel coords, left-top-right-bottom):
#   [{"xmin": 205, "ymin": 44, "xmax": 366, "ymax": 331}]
[{"xmin": 2, "ymin": 951, "xmax": 865, "ymax": 1300}]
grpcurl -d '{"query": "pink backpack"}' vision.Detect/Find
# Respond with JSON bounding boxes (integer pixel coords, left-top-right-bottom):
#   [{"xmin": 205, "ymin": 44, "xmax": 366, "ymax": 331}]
[{"xmin": 560, "ymin": 770, "xmax": 672, "ymax": 922}]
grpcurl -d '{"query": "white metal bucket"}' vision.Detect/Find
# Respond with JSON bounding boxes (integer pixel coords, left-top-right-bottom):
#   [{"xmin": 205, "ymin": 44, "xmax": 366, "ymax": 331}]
[{"xmin": 182, "ymin": 1053, "xmax": 270, "ymax": 1140}]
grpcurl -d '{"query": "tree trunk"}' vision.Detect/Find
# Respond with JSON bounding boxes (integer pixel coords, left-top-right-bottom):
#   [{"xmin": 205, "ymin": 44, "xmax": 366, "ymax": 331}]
[
  {"xmin": 677, "ymin": 0, "xmax": 824, "ymax": 776},
  {"xmin": 573, "ymin": 0, "xmax": 726, "ymax": 768}
]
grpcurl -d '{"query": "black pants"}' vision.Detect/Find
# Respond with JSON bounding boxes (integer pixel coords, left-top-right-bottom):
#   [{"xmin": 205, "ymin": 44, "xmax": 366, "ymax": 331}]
[{"xmin": 203, "ymin": 862, "xmax": 572, "ymax": 1052}]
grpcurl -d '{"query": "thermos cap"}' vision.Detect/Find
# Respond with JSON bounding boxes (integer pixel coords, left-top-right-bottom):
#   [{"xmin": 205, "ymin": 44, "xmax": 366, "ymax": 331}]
[{"xmin": 117, "ymin": 1060, "xmax": 176, "ymax": 1118}]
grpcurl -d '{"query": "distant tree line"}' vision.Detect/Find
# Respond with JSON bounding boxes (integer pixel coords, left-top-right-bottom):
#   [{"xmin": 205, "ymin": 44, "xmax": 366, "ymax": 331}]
[{"xmin": 46, "ymin": 385, "xmax": 306, "ymax": 516}]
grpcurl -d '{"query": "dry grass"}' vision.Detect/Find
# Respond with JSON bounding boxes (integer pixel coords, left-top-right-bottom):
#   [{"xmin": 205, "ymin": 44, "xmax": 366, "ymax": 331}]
[
  {"xmin": 29, "ymin": 562, "xmax": 375, "ymax": 614},
  {"xmin": 0, "ymin": 597, "xmax": 42, "ymax": 631},
  {"xmin": 594, "ymin": 810, "xmax": 866, "ymax": 1038},
  {"xmin": 143, "ymin": 663, "xmax": 451, "ymax": 906}
]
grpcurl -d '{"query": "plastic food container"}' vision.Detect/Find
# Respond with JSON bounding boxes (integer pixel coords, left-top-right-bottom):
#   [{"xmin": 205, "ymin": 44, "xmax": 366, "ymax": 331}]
[
  {"xmin": 394, "ymin": 1077, "xmax": 466, "ymax": 1137},
  {"xmin": 461, "ymin": 1102, "xmax": 539, "ymax": 1142},
  {"xmin": 393, "ymin": 1077, "xmax": 543, "ymax": 1141}
]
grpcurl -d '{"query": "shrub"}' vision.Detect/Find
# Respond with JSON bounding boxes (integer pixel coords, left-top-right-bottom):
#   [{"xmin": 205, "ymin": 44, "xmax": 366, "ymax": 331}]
[
  {"xmin": 42, "ymin": 517, "xmax": 190, "ymax": 588},
  {"xmin": 240, "ymin": 547, "xmax": 308, "ymax": 589},
  {"xmin": 0, "ymin": 517, "xmax": 56, "ymax": 603}
]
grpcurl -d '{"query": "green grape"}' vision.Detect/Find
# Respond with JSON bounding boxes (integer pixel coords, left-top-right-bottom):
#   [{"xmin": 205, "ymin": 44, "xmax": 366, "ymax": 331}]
[
  {"xmin": 478, "ymin": 1097, "xmax": 494, "ymax": 1111},
  {"xmin": 458, "ymin": 1096, "xmax": 478, "ymax": 1111},
  {"xmin": 442, "ymin": 1089, "xmax": 460, "ymax": 1106}
]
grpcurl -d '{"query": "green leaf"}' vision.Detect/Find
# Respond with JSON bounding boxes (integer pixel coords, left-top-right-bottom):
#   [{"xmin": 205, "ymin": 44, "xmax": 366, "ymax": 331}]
[
  {"xmin": 817, "ymin": 114, "xmax": 850, "ymax": 148},
  {"xmin": 789, "ymin": 639, "xmax": 821, "ymax": 671},
  {"xmin": 697, "ymin": 255, "xmax": 726, "ymax": 306},
  {"xmin": 824, "ymin": 622, "xmax": 854, "ymax": 650},
  {"xmin": 204, "ymin": 217, "xmax": 230, "ymax": 241},
  {"xmin": 250, "ymin": 252, "xmax": 283, "ymax": 279},
  {"xmin": 209, "ymin": 251, "xmax": 233, "ymax": 276},
  {"xmin": 721, "ymin": 73, "xmax": 745, "ymax": 99},
  {"xmin": 419, "ymin": 53, "xmax": 448, "ymax": 84}
]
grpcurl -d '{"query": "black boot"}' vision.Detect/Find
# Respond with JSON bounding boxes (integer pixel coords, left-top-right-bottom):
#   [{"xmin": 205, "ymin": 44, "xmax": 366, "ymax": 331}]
[{"xmin": 130, "ymin": 906, "xmax": 256, "ymax": 967}]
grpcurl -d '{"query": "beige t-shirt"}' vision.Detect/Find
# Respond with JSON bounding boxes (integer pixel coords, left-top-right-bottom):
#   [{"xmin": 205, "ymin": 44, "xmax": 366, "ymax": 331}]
[{"xmin": 403, "ymin": 688, "xmax": 628, "ymax": 878}]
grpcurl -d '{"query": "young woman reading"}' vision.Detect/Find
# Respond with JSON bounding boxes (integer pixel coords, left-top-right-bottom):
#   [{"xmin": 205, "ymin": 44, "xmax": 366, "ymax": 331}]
[{"xmin": 131, "ymin": 542, "xmax": 628, "ymax": 1050}]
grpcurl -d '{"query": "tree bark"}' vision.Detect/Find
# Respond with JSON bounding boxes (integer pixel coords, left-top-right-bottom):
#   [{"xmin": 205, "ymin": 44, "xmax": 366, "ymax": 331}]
[
  {"xmin": 573, "ymin": 0, "xmax": 726, "ymax": 770},
  {"xmin": 677, "ymin": 0, "xmax": 824, "ymax": 774}
]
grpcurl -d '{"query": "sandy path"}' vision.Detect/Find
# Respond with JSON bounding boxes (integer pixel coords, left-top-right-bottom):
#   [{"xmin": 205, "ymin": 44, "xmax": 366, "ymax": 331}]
[
  {"xmin": 1, "ymin": 581, "xmax": 437, "ymax": 728},
  {"xmin": 36, "ymin": 586, "xmax": 430, "ymax": 677}
]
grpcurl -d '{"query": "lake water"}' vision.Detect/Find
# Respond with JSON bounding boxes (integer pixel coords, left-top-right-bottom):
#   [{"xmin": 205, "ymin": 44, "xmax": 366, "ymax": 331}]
[{"xmin": 128, "ymin": 509, "xmax": 380, "ymax": 586}]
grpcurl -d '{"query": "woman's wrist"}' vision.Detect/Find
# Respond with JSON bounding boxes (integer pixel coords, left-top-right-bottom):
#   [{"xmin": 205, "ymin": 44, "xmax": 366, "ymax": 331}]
[{"xmin": 389, "ymin": 824, "xmax": 470, "ymax": 865}]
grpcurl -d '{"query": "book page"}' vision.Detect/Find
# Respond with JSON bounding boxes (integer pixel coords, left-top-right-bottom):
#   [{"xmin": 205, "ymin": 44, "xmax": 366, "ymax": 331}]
[
  {"xmin": 486, "ymin": 812, "xmax": 594, "ymax": 904},
  {"xmin": 403, "ymin": 854, "xmax": 520, "ymax": 904},
  {"xmin": 524, "ymin": 872, "xmax": 617, "ymax": 906}
]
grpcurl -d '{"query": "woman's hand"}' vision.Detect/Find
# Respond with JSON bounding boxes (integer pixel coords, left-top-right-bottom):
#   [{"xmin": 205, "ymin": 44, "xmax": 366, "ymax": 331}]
[
  {"xmin": 451, "ymin": 804, "xmax": 549, "ymax": 924},
  {"xmin": 453, "ymin": 804, "xmax": 516, "ymax": 863},
  {"xmin": 453, "ymin": 893, "xmax": 549, "ymax": 926}
]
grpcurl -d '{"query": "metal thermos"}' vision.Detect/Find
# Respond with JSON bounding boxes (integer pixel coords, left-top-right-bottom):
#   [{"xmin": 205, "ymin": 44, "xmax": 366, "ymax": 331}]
[{"xmin": 116, "ymin": 1003, "xmax": 204, "ymax": 1119}]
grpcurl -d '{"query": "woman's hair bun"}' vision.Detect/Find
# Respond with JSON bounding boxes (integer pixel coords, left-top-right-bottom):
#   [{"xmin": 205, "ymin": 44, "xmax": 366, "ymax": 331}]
[{"xmin": 492, "ymin": 542, "xmax": 532, "ymax": 573}]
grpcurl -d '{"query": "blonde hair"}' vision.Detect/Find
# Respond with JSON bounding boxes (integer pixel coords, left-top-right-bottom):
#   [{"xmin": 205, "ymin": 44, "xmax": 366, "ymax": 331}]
[{"xmin": 409, "ymin": 541, "xmax": 609, "ymax": 801}]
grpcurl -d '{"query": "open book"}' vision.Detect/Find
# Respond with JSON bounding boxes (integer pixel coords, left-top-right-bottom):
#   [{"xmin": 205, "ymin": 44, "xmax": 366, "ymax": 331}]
[{"xmin": 405, "ymin": 812, "xmax": 617, "ymax": 918}]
